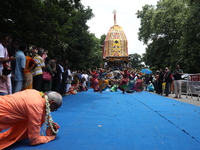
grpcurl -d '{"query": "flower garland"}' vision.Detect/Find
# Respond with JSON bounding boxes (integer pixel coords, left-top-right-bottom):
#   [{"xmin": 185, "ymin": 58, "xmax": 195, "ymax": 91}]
[{"xmin": 40, "ymin": 92, "xmax": 59, "ymax": 135}]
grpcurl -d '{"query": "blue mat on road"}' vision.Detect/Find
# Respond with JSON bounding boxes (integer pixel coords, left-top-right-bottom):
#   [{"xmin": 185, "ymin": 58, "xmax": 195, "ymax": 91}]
[{"xmin": 6, "ymin": 89, "xmax": 200, "ymax": 150}]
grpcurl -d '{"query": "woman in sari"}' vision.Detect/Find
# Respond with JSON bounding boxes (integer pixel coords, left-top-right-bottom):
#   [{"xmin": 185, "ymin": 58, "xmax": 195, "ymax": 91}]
[
  {"xmin": 22, "ymin": 55, "xmax": 37, "ymax": 90},
  {"xmin": 89, "ymin": 68, "xmax": 99, "ymax": 92},
  {"xmin": 125, "ymin": 72, "xmax": 137, "ymax": 93},
  {"xmin": 98, "ymin": 68, "xmax": 111, "ymax": 93},
  {"xmin": 133, "ymin": 73, "xmax": 144, "ymax": 92},
  {"xmin": 118, "ymin": 68, "xmax": 131, "ymax": 94}
]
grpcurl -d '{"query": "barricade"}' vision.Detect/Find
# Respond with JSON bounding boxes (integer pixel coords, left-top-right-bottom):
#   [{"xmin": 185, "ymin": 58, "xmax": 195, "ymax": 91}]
[{"xmin": 186, "ymin": 74, "xmax": 200, "ymax": 101}]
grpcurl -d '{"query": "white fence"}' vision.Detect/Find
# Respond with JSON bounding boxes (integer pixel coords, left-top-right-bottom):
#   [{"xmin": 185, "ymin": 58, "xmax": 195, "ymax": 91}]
[{"xmin": 185, "ymin": 76, "xmax": 200, "ymax": 100}]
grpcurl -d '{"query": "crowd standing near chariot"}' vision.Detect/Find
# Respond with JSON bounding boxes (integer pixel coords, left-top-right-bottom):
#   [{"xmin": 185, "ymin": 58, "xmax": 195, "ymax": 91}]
[
  {"xmin": 0, "ymin": 34, "xmax": 183, "ymax": 149},
  {"xmin": 0, "ymin": 34, "xmax": 177, "ymax": 96}
]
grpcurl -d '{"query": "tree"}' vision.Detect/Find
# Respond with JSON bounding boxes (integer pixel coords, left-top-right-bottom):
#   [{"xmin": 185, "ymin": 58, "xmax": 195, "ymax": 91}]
[
  {"xmin": 136, "ymin": 0, "xmax": 200, "ymax": 73},
  {"xmin": 129, "ymin": 53, "xmax": 144, "ymax": 70},
  {"xmin": 178, "ymin": 0, "xmax": 200, "ymax": 72},
  {"xmin": 0, "ymin": 0, "xmax": 105, "ymax": 70},
  {"xmin": 136, "ymin": 4, "xmax": 155, "ymax": 45},
  {"xmin": 100, "ymin": 34, "xmax": 106, "ymax": 46}
]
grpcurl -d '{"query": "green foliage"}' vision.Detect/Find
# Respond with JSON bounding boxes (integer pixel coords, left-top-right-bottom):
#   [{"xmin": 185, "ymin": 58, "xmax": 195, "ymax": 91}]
[
  {"xmin": 129, "ymin": 53, "xmax": 144, "ymax": 70},
  {"xmin": 100, "ymin": 34, "xmax": 106, "ymax": 46},
  {"xmin": 136, "ymin": 5, "xmax": 155, "ymax": 45},
  {"xmin": 0, "ymin": 0, "xmax": 103, "ymax": 70},
  {"xmin": 137, "ymin": 0, "xmax": 200, "ymax": 73}
]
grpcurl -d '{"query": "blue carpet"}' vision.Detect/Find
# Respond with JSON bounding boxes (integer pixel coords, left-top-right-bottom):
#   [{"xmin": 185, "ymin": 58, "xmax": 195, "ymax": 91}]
[{"xmin": 6, "ymin": 89, "xmax": 200, "ymax": 150}]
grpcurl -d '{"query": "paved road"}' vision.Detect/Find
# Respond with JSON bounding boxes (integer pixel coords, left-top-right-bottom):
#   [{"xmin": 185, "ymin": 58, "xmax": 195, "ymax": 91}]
[
  {"xmin": 7, "ymin": 89, "xmax": 200, "ymax": 150},
  {"xmin": 153, "ymin": 92, "xmax": 200, "ymax": 107}
]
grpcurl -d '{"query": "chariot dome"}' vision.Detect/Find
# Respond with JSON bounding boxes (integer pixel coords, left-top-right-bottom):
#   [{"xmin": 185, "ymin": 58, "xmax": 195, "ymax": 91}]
[{"xmin": 102, "ymin": 10, "xmax": 130, "ymax": 68}]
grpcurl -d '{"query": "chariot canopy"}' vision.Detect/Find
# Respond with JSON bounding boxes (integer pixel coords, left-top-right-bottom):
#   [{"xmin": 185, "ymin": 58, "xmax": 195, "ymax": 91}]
[{"xmin": 103, "ymin": 10, "xmax": 130, "ymax": 68}]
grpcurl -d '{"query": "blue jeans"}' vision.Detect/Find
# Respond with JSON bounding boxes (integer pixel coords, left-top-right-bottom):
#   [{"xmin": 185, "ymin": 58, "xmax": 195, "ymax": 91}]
[
  {"xmin": 154, "ymin": 81, "xmax": 159, "ymax": 93},
  {"xmin": 0, "ymin": 92, "xmax": 7, "ymax": 96},
  {"xmin": 165, "ymin": 82, "xmax": 171, "ymax": 96},
  {"xmin": 13, "ymin": 81, "xmax": 23, "ymax": 93}
]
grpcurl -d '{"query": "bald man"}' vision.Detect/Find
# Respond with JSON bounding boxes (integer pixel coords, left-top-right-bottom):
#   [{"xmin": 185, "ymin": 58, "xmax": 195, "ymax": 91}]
[{"xmin": 0, "ymin": 89, "xmax": 62, "ymax": 149}]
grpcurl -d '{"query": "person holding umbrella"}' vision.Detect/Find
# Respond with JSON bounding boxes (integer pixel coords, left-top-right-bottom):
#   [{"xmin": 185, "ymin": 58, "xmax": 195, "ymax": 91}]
[{"xmin": 141, "ymin": 68, "xmax": 152, "ymax": 74}]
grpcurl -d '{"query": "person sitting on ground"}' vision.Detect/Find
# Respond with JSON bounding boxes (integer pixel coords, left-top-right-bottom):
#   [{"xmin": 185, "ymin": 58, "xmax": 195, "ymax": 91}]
[
  {"xmin": 66, "ymin": 80, "xmax": 78, "ymax": 95},
  {"xmin": 147, "ymin": 81, "xmax": 154, "ymax": 92},
  {"xmin": 0, "ymin": 89, "xmax": 62, "ymax": 149},
  {"xmin": 79, "ymin": 78, "xmax": 87, "ymax": 92}
]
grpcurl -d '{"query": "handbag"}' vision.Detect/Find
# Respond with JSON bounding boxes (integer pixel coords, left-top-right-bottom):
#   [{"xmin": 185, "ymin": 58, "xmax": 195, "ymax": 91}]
[
  {"xmin": 2, "ymin": 65, "xmax": 11, "ymax": 76},
  {"xmin": 42, "ymin": 71, "xmax": 52, "ymax": 81}
]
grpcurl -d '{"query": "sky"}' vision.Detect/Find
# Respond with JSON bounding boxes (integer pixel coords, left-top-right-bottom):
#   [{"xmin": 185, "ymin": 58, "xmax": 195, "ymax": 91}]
[{"xmin": 82, "ymin": 0, "xmax": 158, "ymax": 56}]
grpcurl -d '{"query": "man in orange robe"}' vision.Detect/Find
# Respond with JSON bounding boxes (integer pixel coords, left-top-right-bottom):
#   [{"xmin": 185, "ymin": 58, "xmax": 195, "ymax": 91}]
[{"xmin": 0, "ymin": 89, "xmax": 62, "ymax": 149}]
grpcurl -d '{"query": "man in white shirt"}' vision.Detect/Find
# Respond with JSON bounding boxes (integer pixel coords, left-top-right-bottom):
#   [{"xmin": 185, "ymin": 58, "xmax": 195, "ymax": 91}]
[
  {"xmin": 0, "ymin": 34, "xmax": 14, "ymax": 95},
  {"xmin": 81, "ymin": 70, "xmax": 89, "ymax": 89},
  {"xmin": 66, "ymin": 68, "xmax": 72, "ymax": 93}
]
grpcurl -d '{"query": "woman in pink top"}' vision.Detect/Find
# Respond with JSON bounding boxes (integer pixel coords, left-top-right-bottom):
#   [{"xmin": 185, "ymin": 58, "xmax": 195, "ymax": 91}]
[{"xmin": 0, "ymin": 89, "xmax": 62, "ymax": 149}]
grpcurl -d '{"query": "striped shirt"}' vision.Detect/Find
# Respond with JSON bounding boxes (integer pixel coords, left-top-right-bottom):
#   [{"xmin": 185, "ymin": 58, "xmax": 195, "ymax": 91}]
[{"xmin": 32, "ymin": 55, "xmax": 45, "ymax": 76}]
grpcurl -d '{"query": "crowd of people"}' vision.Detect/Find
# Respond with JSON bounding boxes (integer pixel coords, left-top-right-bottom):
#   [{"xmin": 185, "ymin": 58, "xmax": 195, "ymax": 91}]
[
  {"xmin": 62, "ymin": 65, "xmax": 183, "ymax": 99},
  {"xmin": 145, "ymin": 65, "xmax": 184, "ymax": 98},
  {"xmin": 0, "ymin": 34, "xmax": 184, "ymax": 98},
  {"xmin": 0, "ymin": 34, "xmax": 64, "ymax": 149},
  {"xmin": 0, "ymin": 34, "xmax": 73, "ymax": 96},
  {"xmin": 0, "ymin": 34, "xmax": 184, "ymax": 149}
]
